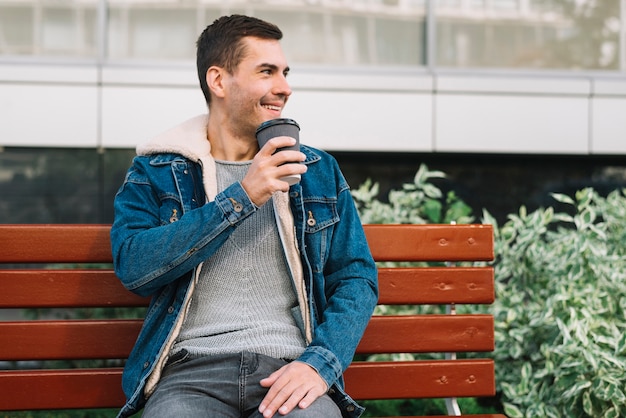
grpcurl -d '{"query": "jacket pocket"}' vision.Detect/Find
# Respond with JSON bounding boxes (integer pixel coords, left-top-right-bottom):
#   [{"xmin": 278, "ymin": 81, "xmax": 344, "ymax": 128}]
[
  {"xmin": 303, "ymin": 198, "xmax": 339, "ymax": 233},
  {"xmin": 303, "ymin": 198, "xmax": 339, "ymax": 273}
]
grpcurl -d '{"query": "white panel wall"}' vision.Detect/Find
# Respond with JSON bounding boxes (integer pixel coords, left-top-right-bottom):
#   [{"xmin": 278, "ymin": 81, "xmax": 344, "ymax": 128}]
[
  {"xmin": 0, "ymin": 62, "xmax": 625, "ymax": 155},
  {"xmin": 285, "ymin": 69, "xmax": 433, "ymax": 152},
  {"xmin": 101, "ymin": 86, "xmax": 206, "ymax": 147},
  {"xmin": 286, "ymin": 90, "xmax": 432, "ymax": 152},
  {"xmin": 0, "ymin": 64, "xmax": 99, "ymax": 147},
  {"xmin": 100, "ymin": 66, "xmax": 206, "ymax": 147},
  {"xmin": 435, "ymin": 74, "xmax": 591, "ymax": 154},
  {"xmin": 591, "ymin": 78, "xmax": 626, "ymax": 154},
  {"xmin": 436, "ymin": 94, "xmax": 590, "ymax": 154}
]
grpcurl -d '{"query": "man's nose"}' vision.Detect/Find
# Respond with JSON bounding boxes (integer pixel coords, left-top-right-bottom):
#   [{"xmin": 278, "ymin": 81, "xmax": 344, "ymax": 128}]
[{"xmin": 275, "ymin": 75, "xmax": 292, "ymax": 98}]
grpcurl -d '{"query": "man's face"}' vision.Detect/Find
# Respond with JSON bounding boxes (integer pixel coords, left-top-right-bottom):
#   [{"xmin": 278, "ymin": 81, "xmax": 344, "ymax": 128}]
[{"xmin": 222, "ymin": 37, "xmax": 292, "ymax": 139}]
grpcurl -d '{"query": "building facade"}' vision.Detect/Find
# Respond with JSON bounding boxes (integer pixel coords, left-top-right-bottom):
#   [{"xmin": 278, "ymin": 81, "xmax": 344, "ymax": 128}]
[{"xmin": 1, "ymin": 0, "xmax": 625, "ymax": 223}]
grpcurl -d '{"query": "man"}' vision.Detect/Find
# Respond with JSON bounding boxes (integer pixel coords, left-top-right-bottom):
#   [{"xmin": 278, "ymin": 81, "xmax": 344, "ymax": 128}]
[{"xmin": 111, "ymin": 14, "xmax": 378, "ymax": 418}]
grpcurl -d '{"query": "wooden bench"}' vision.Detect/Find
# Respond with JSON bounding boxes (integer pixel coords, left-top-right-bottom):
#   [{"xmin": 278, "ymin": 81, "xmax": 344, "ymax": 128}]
[{"xmin": 0, "ymin": 223, "xmax": 504, "ymax": 417}]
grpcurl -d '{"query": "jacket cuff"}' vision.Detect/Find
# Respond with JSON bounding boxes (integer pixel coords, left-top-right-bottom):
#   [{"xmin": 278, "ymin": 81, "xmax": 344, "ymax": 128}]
[
  {"xmin": 214, "ymin": 182, "xmax": 257, "ymax": 225},
  {"xmin": 297, "ymin": 345, "xmax": 343, "ymax": 389}
]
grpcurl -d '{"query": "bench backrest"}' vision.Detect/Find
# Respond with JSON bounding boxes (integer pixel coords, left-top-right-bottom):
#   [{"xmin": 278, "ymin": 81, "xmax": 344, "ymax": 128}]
[{"xmin": 0, "ymin": 223, "xmax": 495, "ymax": 412}]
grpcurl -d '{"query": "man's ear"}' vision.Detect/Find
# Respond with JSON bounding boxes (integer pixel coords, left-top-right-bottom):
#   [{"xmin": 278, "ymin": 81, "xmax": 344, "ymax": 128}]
[{"xmin": 206, "ymin": 66, "xmax": 226, "ymax": 99}]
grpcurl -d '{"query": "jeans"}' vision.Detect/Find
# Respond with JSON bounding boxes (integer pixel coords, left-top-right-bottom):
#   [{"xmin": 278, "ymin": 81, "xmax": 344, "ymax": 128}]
[{"xmin": 143, "ymin": 351, "xmax": 342, "ymax": 417}]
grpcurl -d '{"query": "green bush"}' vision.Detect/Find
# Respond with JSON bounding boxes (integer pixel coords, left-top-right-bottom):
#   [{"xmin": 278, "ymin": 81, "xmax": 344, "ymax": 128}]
[
  {"xmin": 353, "ymin": 166, "xmax": 626, "ymax": 417},
  {"xmin": 352, "ymin": 164, "xmax": 473, "ymax": 225},
  {"xmin": 482, "ymin": 188, "xmax": 626, "ymax": 418}
]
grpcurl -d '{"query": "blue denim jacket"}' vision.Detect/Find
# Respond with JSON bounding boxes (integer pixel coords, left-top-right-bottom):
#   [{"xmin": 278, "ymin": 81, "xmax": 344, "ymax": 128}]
[{"xmin": 111, "ymin": 117, "xmax": 378, "ymax": 418}]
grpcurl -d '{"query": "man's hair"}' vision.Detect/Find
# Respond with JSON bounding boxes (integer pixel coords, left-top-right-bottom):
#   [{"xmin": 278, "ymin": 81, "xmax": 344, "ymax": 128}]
[{"xmin": 196, "ymin": 14, "xmax": 283, "ymax": 105}]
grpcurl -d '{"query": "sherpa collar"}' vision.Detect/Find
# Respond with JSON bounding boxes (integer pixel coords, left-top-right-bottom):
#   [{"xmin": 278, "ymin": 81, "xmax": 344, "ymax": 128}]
[{"xmin": 136, "ymin": 114, "xmax": 218, "ymax": 201}]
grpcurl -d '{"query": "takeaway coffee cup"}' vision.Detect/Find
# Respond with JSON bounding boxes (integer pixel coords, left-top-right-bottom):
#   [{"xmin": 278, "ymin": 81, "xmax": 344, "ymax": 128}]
[{"xmin": 255, "ymin": 118, "xmax": 301, "ymax": 186}]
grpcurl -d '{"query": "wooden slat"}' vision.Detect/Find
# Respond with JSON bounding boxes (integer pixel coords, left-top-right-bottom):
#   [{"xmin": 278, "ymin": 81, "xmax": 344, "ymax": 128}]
[
  {"xmin": 0, "ymin": 224, "xmax": 494, "ymax": 263},
  {"xmin": 363, "ymin": 224, "xmax": 494, "ymax": 262},
  {"xmin": 0, "ymin": 270, "xmax": 149, "ymax": 308},
  {"xmin": 0, "ymin": 224, "xmax": 112, "ymax": 263},
  {"xmin": 356, "ymin": 315, "xmax": 494, "ymax": 354},
  {"xmin": 0, "ymin": 367, "xmax": 499, "ymax": 414},
  {"xmin": 0, "ymin": 369, "xmax": 126, "ymax": 410},
  {"xmin": 344, "ymin": 359, "xmax": 496, "ymax": 400},
  {"xmin": 0, "ymin": 320, "xmax": 142, "ymax": 361},
  {"xmin": 378, "ymin": 267, "xmax": 494, "ymax": 305}
]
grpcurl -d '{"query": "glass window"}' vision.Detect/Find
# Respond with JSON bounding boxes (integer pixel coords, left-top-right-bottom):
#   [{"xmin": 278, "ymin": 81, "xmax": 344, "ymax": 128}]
[
  {"xmin": 107, "ymin": 4, "xmax": 201, "ymax": 60},
  {"xmin": 374, "ymin": 16, "xmax": 424, "ymax": 66},
  {"xmin": 436, "ymin": 0, "xmax": 623, "ymax": 70},
  {"xmin": 0, "ymin": 6, "xmax": 33, "ymax": 55},
  {"xmin": 104, "ymin": 1, "xmax": 425, "ymax": 66},
  {"xmin": 0, "ymin": 1, "xmax": 98, "ymax": 57},
  {"xmin": 0, "ymin": 0, "xmax": 622, "ymax": 71}
]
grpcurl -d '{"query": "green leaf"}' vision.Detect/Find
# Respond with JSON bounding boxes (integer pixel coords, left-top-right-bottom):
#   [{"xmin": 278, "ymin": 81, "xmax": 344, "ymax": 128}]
[
  {"xmin": 562, "ymin": 380, "xmax": 591, "ymax": 399},
  {"xmin": 606, "ymin": 383, "xmax": 626, "ymax": 403},
  {"xmin": 616, "ymin": 334, "xmax": 626, "ymax": 356},
  {"xmin": 576, "ymin": 188, "xmax": 594, "ymax": 209},
  {"xmin": 551, "ymin": 192, "xmax": 575, "ymax": 205},
  {"xmin": 605, "ymin": 407, "xmax": 620, "ymax": 418},
  {"xmin": 582, "ymin": 390, "xmax": 594, "ymax": 415},
  {"xmin": 503, "ymin": 402, "xmax": 524, "ymax": 418},
  {"xmin": 422, "ymin": 183, "xmax": 442, "ymax": 199},
  {"xmin": 423, "ymin": 199, "xmax": 442, "ymax": 223}
]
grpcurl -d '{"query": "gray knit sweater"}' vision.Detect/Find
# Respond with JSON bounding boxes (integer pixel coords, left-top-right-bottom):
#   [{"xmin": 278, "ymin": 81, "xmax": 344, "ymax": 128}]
[{"xmin": 172, "ymin": 160, "xmax": 306, "ymax": 360}]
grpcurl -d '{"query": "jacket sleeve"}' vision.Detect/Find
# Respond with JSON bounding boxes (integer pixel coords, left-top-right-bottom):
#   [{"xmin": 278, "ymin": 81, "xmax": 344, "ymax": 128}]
[{"xmin": 110, "ymin": 157, "xmax": 257, "ymax": 297}]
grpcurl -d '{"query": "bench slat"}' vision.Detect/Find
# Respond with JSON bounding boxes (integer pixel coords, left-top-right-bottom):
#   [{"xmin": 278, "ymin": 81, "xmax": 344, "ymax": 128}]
[
  {"xmin": 344, "ymin": 359, "xmax": 496, "ymax": 399},
  {"xmin": 357, "ymin": 315, "xmax": 494, "ymax": 354},
  {"xmin": 364, "ymin": 224, "xmax": 493, "ymax": 262},
  {"xmin": 378, "ymin": 267, "xmax": 494, "ymax": 305},
  {"xmin": 0, "ymin": 320, "xmax": 142, "ymax": 360},
  {"xmin": 0, "ymin": 270, "xmax": 492, "ymax": 307},
  {"xmin": 0, "ymin": 315, "xmax": 493, "ymax": 360},
  {"xmin": 0, "ymin": 224, "xmax": 494, "ymax": 263},
  {"xmin": 0, "ymin": 224, "xmax": 112, "ymax": 263},
  {"xmin": 0, "ymin": 270, "xmax": 149, "ymax": 308},
  {"xmin": 0, "ymin": 268, "xmax": 493, "ymax": 307},
  {"xmin": 0, "ymin": 361, "xmax": 496, "ymax": 411},
  {"xmin": 0, "ymin": 369, "xmax": 125, "ymax": 410}
]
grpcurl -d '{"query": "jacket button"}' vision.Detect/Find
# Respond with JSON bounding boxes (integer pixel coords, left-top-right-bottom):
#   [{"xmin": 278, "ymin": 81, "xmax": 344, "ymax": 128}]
[
  {"xmin": 143, "ymin": 361, "xmax": 150, "ymax": 369},
  {"xmin": 228, "ymin": 197, "xmax": 243, "ymax": 212},
  {"xmin": 346, "ymin": 405, "xmax": 355, "ymax": 412},
  {"xmin": 168, "ymin": 306, "xmax": 174, "ymax": 314}
]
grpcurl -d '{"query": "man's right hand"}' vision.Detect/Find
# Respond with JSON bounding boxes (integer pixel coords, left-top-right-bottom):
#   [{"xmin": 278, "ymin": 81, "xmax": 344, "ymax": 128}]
[{"xmin": 241, "ymin": 136, "xmax": 307, "ymax": 207}]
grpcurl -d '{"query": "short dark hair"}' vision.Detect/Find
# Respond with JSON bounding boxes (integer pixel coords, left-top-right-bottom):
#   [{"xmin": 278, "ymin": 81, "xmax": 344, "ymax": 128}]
[{"xmin": 196, "ymin": 14, "xmax": 283, "ymax": 105}]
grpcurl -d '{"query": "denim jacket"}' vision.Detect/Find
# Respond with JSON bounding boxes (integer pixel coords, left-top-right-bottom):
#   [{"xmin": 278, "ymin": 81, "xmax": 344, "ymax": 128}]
[{"xmin": 110, "ymin": 115, "xmax": 378, "ymax": 418}]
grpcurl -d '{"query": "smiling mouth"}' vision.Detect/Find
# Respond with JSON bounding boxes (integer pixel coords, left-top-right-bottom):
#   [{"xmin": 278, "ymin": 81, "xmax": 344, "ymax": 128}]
[{"xmin": 262, "ymin": 104, "xmax": 281, "ymax": 111}]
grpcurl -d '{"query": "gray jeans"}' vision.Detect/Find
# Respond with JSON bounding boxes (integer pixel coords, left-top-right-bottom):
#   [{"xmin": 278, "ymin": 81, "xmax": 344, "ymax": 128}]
[{"xmin": 143, "ymin": 351, "xmax": 342, "ymax": 417}]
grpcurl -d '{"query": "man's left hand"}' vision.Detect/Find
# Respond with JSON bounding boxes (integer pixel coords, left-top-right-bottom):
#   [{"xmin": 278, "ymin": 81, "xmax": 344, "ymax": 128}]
[{"xmin": 258, "ymin": 361, "xmax": 328, "ymax": 417}]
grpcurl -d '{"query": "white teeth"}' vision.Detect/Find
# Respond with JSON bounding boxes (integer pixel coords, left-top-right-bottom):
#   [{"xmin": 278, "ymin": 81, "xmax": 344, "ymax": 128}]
[{"xmin": 263, "ymin": 105, "xmax": 280, "ymax": 111}]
